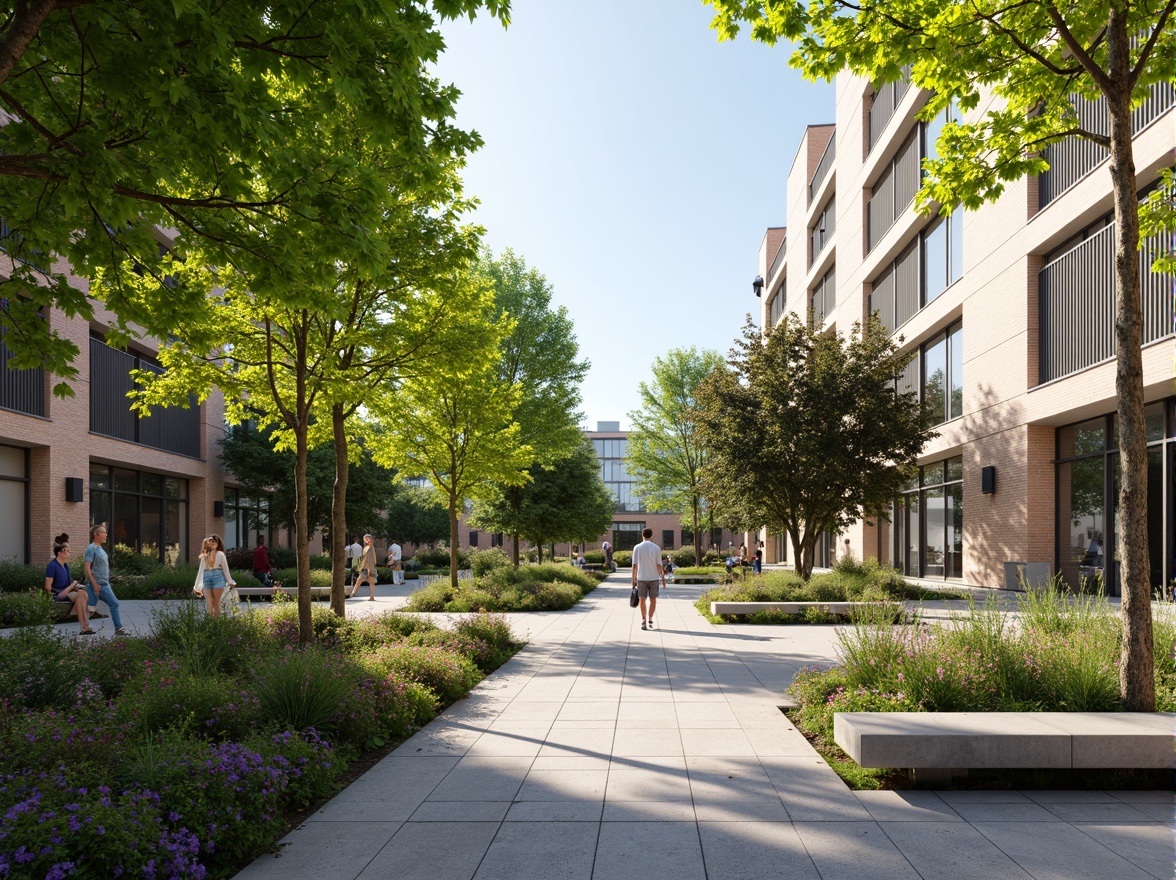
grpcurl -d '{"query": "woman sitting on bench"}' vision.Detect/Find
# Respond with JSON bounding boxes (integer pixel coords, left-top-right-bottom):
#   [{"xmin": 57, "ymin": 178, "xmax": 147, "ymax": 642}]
[{"xmin": 44, "ymin": 534, "xmax": 93, "ymax": 634}]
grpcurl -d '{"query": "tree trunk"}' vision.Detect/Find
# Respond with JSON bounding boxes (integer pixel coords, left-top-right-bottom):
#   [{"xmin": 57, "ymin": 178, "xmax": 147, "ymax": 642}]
[
  {"xmin": 511, "ymin": 534, "xmax": 520, "ymax": 568},
  {"xmin": 692, "ymin": 499, "xmax": 701, "ymax": 567},
  {"xmin": 294, "ymin": 420, "xmax": 313, "ymax": 643},
  {"xmin": 448, "ymin": 490, "xmax": 460, "ymax": 589},
  {"xmin": 329, "ymin": 403, "xmax": 349, "ymax": 616},
  {"xmin": 536, "ymin": 542, "xmax": 544, "ymax": 563},
  {"xmin": 791, "ymin": 530, "xmax": 811, "ymax": 581},
  {"xmin": 1105, "ymin": 21, "xmax": 1154, "ymax": 711}
]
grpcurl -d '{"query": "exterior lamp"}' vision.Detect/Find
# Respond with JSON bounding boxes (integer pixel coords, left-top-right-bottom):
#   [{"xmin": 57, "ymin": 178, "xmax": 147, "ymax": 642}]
[{"xmin": 752, "ymin": 275, "xmax": 764, "ymax": 297}]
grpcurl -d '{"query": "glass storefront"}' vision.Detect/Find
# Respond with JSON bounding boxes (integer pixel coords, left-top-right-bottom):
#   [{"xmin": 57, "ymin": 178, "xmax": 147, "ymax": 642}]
[
  {"xmin": 222, "ymin": 488, "xmax": 271, "ymax": 551},
  {"xmin": 893, "ymin": 456, "xmax": 963, "ymax": 579},
  {"xmin": 90, "ymin": 464, "xmax": 188, "ymax": 564},
  {"xmin": 1057, "ymin": 400, "xmax": 1174, "ymax": 595}
]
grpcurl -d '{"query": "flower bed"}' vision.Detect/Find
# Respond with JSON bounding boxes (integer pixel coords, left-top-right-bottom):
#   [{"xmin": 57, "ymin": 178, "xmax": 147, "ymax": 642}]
[
  {"xmin": 696, "ymin": 557, "xmax": 962, "ymax": 624},
  {"xmin": 786, "ymin": 588, "xmax": 1176, "ymax": 788},
  {"xmin": 0, "ymin": 605, "xmax": 522, "ymax": 877}
]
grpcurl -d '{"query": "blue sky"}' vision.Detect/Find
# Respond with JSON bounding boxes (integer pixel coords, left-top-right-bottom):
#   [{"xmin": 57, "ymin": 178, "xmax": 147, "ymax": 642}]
[{"xmin": 435, "ymin": 1, "xmax": 834, "ymax": 430}]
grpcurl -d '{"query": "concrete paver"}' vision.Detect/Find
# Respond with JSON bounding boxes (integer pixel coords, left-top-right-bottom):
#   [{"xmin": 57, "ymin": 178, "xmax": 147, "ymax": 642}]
[{"xmin": 214, "ymin": 574, "xmax": 1172, "ymax": 879}]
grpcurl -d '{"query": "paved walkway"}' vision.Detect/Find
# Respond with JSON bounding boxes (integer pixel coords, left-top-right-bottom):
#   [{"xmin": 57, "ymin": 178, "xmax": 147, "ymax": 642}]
[{"xmin": 234, "ymin": 574, "xmax": 1174, "ymax": 880}]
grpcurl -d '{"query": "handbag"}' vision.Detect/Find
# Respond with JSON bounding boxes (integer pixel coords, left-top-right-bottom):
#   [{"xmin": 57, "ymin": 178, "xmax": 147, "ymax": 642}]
[
  {"xmin": 629, "ymin": 585, "xmax": 639, "ymax": 608},
  {"xmin": 221, "ymin": 585, "xmax": 242, "ymax": 616}
]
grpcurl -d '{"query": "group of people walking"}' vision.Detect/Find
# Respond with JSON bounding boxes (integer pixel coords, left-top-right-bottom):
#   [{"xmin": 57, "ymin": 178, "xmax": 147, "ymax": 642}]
[
  {"xmin": 345, "ymin": 534, "xmax": 403, "ymax": 600},
  {"xmin": 42, "ymin": 525, "xmax": 126, "ymax": 636}
]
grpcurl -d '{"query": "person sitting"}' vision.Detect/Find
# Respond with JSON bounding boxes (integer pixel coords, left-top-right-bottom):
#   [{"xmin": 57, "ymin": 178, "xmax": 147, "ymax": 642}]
[{"xmin": 44, "ymin": 534, "xmax": 93, "ymax": 634}]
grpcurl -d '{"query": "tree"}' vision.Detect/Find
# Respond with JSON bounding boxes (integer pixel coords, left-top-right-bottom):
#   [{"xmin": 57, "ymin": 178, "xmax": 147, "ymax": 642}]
[
  {"xmin": 0, "ymin": 0, "xmax": 509, "ymax": 390},
  {"xmin": 386, "ymin": 484, "xmax": 451, "ymax": 549},
  {"xmin": 696, "ymin": 316, "xmax": 933, "ymax": 580},
  {"xmin": 706, "ymin": 0, "xmax": 1170, "ymax": 710},
  {"xmin": 479, "ymin": 249, "xmax": 589, "ymax": 565},
  {"xmin": 626, "ymin": 347, "xmax": 727, "ymax": 567},
  {"xmin": 471, "ymin": 438, "xmax": 616, "ymax": 561},
  {"xmin": 371, "ymin": 270, "xmax": 534, "ymax": 587}
]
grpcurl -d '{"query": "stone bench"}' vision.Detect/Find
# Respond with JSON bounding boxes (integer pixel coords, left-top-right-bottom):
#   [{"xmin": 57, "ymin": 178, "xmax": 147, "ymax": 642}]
[
  {"xmin": 235, "ymin": 585, "xmax": 331, "ymax": 598},
  {"xmin": 834, "ymin": 711, "xmax": 1176, "ymax": 785},
  {"xmin": 710, "ymin": 600, "xmax": 884, "ymax": 616}
]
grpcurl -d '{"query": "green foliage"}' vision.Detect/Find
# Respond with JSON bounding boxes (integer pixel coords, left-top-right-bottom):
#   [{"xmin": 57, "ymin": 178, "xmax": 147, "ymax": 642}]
[
  {"xmin": 405, "ymin": 563, "xmax": 598, "ymax": 613},
  {"xmin": 697, "ymin": 316, "xmax": 931, "ymax": 579},
  {"xmin": 672, "ymin": 546, "xmax": 704, "ymax": 568},
  {"xmin": 117, "ymin": 665, "xmax": 261, "ymax": 740},
  {"xmin": 253, "ymin": 648, "xmax": 356, "ymax": 734},
  {"xmin": 0, "ymin": 626, "xmax": 82, "ymax": 711},
  {"xmin": 148, "ymin": 600, "xmax": 257, "ymax": 677},
  {"xmin": 454, "ymin": 613, "xmax": 524, "ymax": 671},
  {"xmin": 364, "ymin": 643, "xmax": 483, "ymax": 706},
  {"xmin": 0, "ymin": 591, "xmax": 61, "ymax": 628},
  {"xmin": 613, "ymin": 550, "xmax": 633, "ymax": 567},
  {"xmin": 627, "ymin": 347, "xmax": 727, "ymax": 566},
  {"xmin": 388, "ymin": 484, "xmax": 452, "ymax": 547},
  {"xmin": 471, "ymin": 439, "xmax": 615, "ymax": 554},
  {"xmin": 0, "ymin": 561, "xmax": 46, "ymax": 594},
  {"xmin": 469, "ymin": 547, "xmax": 513, "ymax": 576},
  {"xmin": 415, "ymin": 544, "xmax": 471, "ymax": 568}
]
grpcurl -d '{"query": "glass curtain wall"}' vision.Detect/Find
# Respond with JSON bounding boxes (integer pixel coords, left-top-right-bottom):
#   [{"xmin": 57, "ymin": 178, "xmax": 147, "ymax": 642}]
[
  {"xmin": 1057, "ymin": 400, "xmax": 1173, "ymax": 595},
  {"xmin": 90, "ymin": 464, "xmax": 189, "ymax": 564},
  {"xmin": 893, "ymin": 456, "xmax": 963, "ymax": 579}
]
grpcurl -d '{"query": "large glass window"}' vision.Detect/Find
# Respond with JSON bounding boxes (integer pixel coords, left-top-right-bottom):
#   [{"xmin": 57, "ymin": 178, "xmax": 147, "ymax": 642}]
[
  {"xmin": 1056, "ymin": 402, "xmax": 1175, "ymax": 595},
  {"xmin": 89, "ymin": 464, "xmax": 188, "ymax": 563},
  {"xmin": 903, "ymin": 322, "xmax": 963, "ymax": 427},
  {"xmin": 593, "ymin": 436, "xmax": 641, "ymax": 512},
  {"xmin": 923, "ymin": 333, "xmax": 947, "ymax": 428},
  {"xmin": 223, "ymin": 488, "xmax": 272, "ymax": 551},
  {"xmin": 894, "ymin": 456, "xmax": 962, "ymax": 579},
  {"xmin": 611, "ymin": 522, "xmax": 644, "ymax": 552},
  {"xmin": 924, "ymin": 220, "xmax": 947, "ymax": 304}
]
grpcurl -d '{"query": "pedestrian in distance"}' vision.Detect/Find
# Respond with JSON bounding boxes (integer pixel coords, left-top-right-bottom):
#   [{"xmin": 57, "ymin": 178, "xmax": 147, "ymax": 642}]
[
  {"xmin": 346, "ymin": 537, "xmax": 363, "ymax": 588},
  {"xmin": 352, "ymin": 533, "xmax": 378, "ymax": 600},
  {"xmin": 44, "ymin": 534, "xmax": 92, "ymax": 634},
  {"xmin": 193, "ymin": 534, "xmax": 237, "ymax": 618},
  {"xmin": 631, "ymin": 528, "xmax": 665, "ymax": 631},
  {"xmin": 83, "ymin": 525, "xmax": 127, "ymax": 635},
  {"xmin": 252, "ymin": 534, "xmax": 274, "ymax": 588},
  {"xmin": 387, "ymin": 538, "xmax": 404, "ymax": 585}
]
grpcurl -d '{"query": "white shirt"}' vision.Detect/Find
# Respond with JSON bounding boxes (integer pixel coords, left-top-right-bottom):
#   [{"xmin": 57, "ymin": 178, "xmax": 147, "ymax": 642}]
[
  {"xmin": 348, "ymin": 542, "xmax": 363, "ymax": 560},
  {"xmin": 389, "ymin": 543, "xmax": 402, "ymax": 562},
  {"xmin": 632, "ymin": 539, "xmax": 663, "ymax": 581}
]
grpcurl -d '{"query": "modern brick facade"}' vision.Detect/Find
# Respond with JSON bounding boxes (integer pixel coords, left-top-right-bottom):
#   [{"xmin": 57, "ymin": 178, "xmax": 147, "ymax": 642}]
[{"xmin": 757, "ymin": 73, "xmax": 1175, "ymax": 591}]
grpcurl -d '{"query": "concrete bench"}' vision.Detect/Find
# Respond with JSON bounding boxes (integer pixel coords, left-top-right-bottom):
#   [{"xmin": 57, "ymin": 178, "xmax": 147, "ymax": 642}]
[
  {"xmin": 834, "ymin": 711, "xmax": 1176, "ymax": 785},
  {"xmin": 710, "ymin": 600, "xmax": 886, "ymax": 616},
  {"xmin": 235, "ymin": 585, "xmax": 331, "ymax": 598}
]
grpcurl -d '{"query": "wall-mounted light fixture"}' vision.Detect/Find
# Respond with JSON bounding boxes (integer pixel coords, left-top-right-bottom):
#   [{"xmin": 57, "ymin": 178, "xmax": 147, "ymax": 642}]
[
  {"xmin": 65, "ymin": 477, "xmax": 84, "ymax": 503},
  {"xmin": 981, "ymin": 466, "xmax": 996, "ymax": 495},
  {"xmin": 752, "ymin": 275, "xmax": 764, "ymax": 297},
  {"xmin": 213, "ymin": 500, "xmax": 225, "ymax": 518}
]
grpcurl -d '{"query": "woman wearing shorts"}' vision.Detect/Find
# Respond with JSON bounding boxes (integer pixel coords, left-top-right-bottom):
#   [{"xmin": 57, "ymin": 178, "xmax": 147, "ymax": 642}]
[{"xmin": 193, "ymin": 535, "xmax": 236, "ymax": 617}]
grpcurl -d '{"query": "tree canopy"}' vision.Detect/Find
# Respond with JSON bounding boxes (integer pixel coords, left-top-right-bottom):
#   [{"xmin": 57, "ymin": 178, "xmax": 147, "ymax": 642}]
[
  {"xmin": 697, "ymin": 316, "xmax": 933, "ymax": 580},
  {"xmin": 626, "ymin": 347, "xmax": 726, "ymax": 567},
  {"xmin": 706, "ymin": 0, "xmax": 1170, "ymax": 710},
  {"xmin": 471, "ymin": 438, "xmax": 616, "ymax": 560},
  {"xmin": 0, "ymin": 0, "xmax": 509, "ymax": 392}
]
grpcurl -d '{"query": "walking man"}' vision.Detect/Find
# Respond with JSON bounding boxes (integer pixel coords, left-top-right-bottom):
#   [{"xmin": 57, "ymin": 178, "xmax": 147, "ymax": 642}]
[
  {"xmin": 631, "ymin": 528, "xmax": 665, "ymax": 631},
  {"xmin": 387, "ymin": 538, "xmax": 404, "ymax": 585},
  {"xmin": 346, "ymin": 536, "xmax": 362, "ymax": 588}
]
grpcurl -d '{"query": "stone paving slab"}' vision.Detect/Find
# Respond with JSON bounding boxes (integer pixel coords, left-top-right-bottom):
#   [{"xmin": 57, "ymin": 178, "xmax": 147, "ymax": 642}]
[{"xmin": 233, "ymin": 576, "xmax": 1174, "ymax": 879}]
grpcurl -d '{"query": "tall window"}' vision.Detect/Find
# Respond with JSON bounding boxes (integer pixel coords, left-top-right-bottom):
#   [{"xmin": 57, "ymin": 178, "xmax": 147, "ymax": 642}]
[
  {"xmin": 768, "ymin": 278, "xmax": 786, "ymax": 326},
  {"xmin": 921, "ymin": 323, "xmax": 963, "ymax": 427},
  {"xmin": 894, "ymin": 456, "xmax": 962, "ymax": 579},
  {"xmin": 810, "ymin": 268, "xmax": 836, "ymax": 326},
  {"xmin": 661, "ymin": 529, "xmax": 675, "ymax": 550},
  {"xmin": 810, "ymin": 196, "xmax": 836, "ymax": 267},
  {"xmin": 223, "ymin": 489, "xmax": 271, "ymax": 551},
  {"xmin": 611, "ymin": 521, "xmax": 644, "ymax": 551},
  {"xmin": 923, "ymin": 211, "xmax": 964, "ymax": 305},
  {"xmin": 592, "ymin": 437, "xmax": 640, "ymax": 512},
  {"xmin": 89, "ymin": 464, "xmax": 189, "ymax": 564}
]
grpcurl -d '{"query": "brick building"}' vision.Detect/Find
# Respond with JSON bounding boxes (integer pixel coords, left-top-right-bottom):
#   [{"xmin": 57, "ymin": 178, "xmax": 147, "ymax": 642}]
[{"xmin": 755, "ymin": 72, "xmax": 1173, "ymax": 591}]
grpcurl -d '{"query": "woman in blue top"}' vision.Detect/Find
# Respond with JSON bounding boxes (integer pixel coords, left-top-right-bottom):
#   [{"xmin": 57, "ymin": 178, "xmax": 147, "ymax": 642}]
[{"xmin": 44, "ymin": 534, "xmax": 93, "ymax": 634}]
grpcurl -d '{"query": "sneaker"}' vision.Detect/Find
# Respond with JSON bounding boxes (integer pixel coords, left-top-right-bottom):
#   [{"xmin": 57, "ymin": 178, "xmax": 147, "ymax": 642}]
[
  {"xmin": 89, "ymin": 612, "xmax": 107, "ymax": 619},
  {"xmin": 87, "ymin": 606, "xmax": 97, "ymax": 614},
  {"xmin": 640, "ymin": 620, "xmax": 647, "ymax": 630},
  {"xmin": 114, "ymin": 628, "xmax": 128, "ymax": 636},
  {"xmin": 648, "ymin": 618, "xmax": 655, "ymax": 629}
]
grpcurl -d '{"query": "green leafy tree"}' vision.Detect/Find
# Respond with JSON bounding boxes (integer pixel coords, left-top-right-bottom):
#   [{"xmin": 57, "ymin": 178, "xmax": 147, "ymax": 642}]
[
  {"xmin": 471, "ymin": 438, "xmax": 615, "ymax": 561},
  {"xmin": 371, "ymin": 271, "xmax": 533, "ymax": 587},
  {"xmin": 626, "ymin": 347, "xmax": 726, "ymax": 567},
  {"xmin": 697, "ymin": 316, "xmax": 932, "ymax": 580},
  {"xmin": 707, "ymin": 0, "xmax": 1170, "ymax": 709},
  {"xmin": 386, "ymin": 484, "xmax": 451, "ymax": 548},
  {"xmin": 0, "ymin": 0, "xmax": 509, "ymax": 391},
  {"xmin": 480, "ymin": 249, "xmax": 589, "ymax": 565}
]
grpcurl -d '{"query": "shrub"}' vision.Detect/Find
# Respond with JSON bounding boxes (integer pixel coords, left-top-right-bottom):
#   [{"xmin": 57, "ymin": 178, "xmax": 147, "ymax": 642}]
[
  {"xmin": 149, "ymin": 600, "xmax": 256, "ymax": 677},
  {"xmin": 352, "ymin": 612, "xmax": 439, "ymax": 650},
  {"xmin": 258, "ymin": 603, "xmax": 359, "ymax": 651},
  {"xmin": 0, "ymin": 561, "xmax": 44, "ymax": 594},
  {"xmin": 253, "ymin": 648, "xmax": 355, "ymax": 734},
  {"xmin": 0, "ymin": 590, "xmax": 61, "ymax": 628},
  {"xmin": 469, "ymin": 547, "xmax": 511, "ymax": 576},
  {"xmin": 309, "ymin": 553, "xmax": 333, "ymax": 570},
  {"xmin": 273, "ymin": 566, "xmax": 333, "ymax": 589},
  {"xmin": 583, "ymin": 550, "xmax": 604, "ymax": 564},
  {"xmin": 672, "ymin": 545, "xmax": 702, "ymax": 568},
  {"xmin": 454, "ymin": 613, "xmax": 521, "ymax": 671},
  {"xmin": 613, "ymin": 550, "xmax": 633, "ymax": 567},
  {"xmin": 365, "ymin": 643, "xmax": 482, "ymax": 705},
  {"xmin": 0, "ymin": 625, "xmax": 84, "ymax": 711},
  {"xmin": 117, "ymin": 662, "xmax": 261, "ymax": 740},
  {"xmin": 404, "ymin": 562, "xmax": 597, "ymax": 613},
  {"xmin": 0, "ymin": 770, "xmax": 206, "ymax": 879}
]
